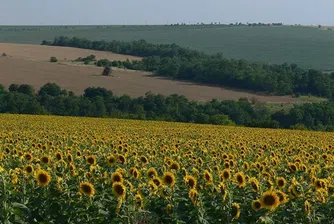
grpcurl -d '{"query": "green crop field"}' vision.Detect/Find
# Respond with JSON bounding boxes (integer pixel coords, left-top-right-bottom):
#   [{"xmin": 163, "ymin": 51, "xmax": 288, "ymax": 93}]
[{"xmin": 1, "ymin": 25, "xmax": 334, "ymax": 70}]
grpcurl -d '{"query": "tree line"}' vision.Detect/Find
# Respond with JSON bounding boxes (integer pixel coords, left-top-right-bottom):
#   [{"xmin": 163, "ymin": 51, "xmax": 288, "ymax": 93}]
[
  {"xmin": 42, "ymin": 36, "xmax": 334, "ymax": 98},
  {"xmin": 1, "ymin": 83, "xmax": 334, "ymax": 131}
]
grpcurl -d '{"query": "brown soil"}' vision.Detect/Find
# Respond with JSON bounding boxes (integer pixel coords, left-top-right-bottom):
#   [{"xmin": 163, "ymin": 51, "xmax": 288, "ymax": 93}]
[
  {"xmin": 0, "ymin": 55, "xmax": 298, "ymax": 103},
  {"xmin": 0, "ymin": 43, "xmax": 141, "ymax": 62}
]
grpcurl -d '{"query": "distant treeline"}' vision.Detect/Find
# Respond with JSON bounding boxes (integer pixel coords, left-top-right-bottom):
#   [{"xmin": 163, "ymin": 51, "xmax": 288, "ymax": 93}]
[
  {"xmin": 42, "ymin": 36, "xmax": 334, "ymax": 98},
  {"xmin": 1, "ymin": 83, "xmax": 334, "ymax": 131}
]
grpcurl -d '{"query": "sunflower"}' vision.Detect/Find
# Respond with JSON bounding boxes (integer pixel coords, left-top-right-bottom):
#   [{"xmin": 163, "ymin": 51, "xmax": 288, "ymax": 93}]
[
  {"xmin": 118, "ymin": 154, "xmax": 126, "ymax": 164},
  {"xmin": 166, "ymin": 204, "xmax": 172, "ymax": 215},
  {"xmin": 132, "ymin": 168, "xmax": 140, "ymax": 179},
  {"xmin": 235, "ymin": 172, "xmax": 246, "ymax": 188},
  {"xmin": 55, "ymin": 152, "xmax": 62, "ymax": 161},
  {"xmin": 289, "ymin": 183, "xmax": 303, "ymax": 198},
  {"xmin": 79, "ymin": 182, "xmax": 95, "ymax": 197},
  {"xmin": 148, "ymin": 180, "xmax": 159, "ymax": 194},
  {"xmin": 249, "ymin": 177, "xmax": 260, "ymax": 192},
  {"xmin": 162, "ymin": 172, "xmax": 176, "ymax": 187},
  {"xmin": 275, "ymin": 190, "xmax": 288, "ymax": 204},
  {"xmin": 112, "ymin": 182, "xmax": 126, "ymax": 199},
  {"xmin": 147, "ymin": 167, "xmax": 158, "ymax": 178},
  {"xmin": 304, "ymin": 200, "xmax": 311, "ymax": 216},
  {"xmin": 36, "ymin": 170, "xmax": 51, "ymax": 186},
  {"xmin": 314, "ymin": 179, "xmax": 326, "ymax": 190},
  {"xmin": 40, "ymin": 155, "xmax": 51, "ymax": 164},
  {"xmin": 203, "ymin": 170, "xmax": 213, "ymax": 184},
  {"xmin": 288, "ymin": 163, "xmax": 298, "ymax": 172},
  {"xmin": 219, "ymin": 182, "xmax": 228, "ymax": 201},
  {"xmin": 140, "ymin": 156, "xmax": 148, "ymax": 165},
  {"xmin": 86, "ymin": 155, "xmax": 96, "ymax": 165},
  {"xmin": 252, "ymin": 200, "xmax": 262, "ymax": 211},
  {"xmin": 111, "ymin": 171, "xmax": 123, "ymax": 183},
  {"xmin": 221, "ymin": 169, "xmax": 231, "ymax": 181},
  {"xmin": 189, "ymin": 189, "xmax": 199, "ymax": 205},
  {"xmin": 152, "ymin": 177, "xmax": 162, "ymax": 187},
  {"xmin": 134, "ymin": 194, "xmax": 143, "ymax": 209},
  {"xmin": 64, "ymin": 153, "xmax": 72, "ymax": 162},
  {"xmin": 107, "ymin": 155, "xmax": 116, "ymax": 166},
  {"xmin": 276, "ymin": 177, "xmax": 286, "ymax": 189},
  {"xmin": 170, "ymin": 161, "xmax": 180, "ymax": 170},
  {"xmin": 24, "ymin": 165, "xmax": 34, "ymax": 174},
  {"xmin": 243, "ymin": 162, "xmax": 249, "ymax": 171},
  {"xmin": 11, "ymin": 174, "xmax": 18, "ymax": 184},
  {"xmin": 76, "ymin": 150, "xmax": 82, "ymax": 157},
  {"xmin": 260, "ymin": 191, "xmax": 280, "ymax": 210},
  {"xmin": 184, "ymin": 175, "xmax": 197, "ymax": 189},
  {"xmin": 231, "ymin": 203, "xmax": 240, "ymax": 219},
  {"xmin": 24, "ymin": 153, "xmax": 33, "ymax": 162}
]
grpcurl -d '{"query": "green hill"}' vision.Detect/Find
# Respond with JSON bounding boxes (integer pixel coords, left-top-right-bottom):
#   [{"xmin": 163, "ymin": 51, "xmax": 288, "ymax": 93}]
[{"xmin": 1, "ymin": 25, "xmax": 334, "ymax": 70}]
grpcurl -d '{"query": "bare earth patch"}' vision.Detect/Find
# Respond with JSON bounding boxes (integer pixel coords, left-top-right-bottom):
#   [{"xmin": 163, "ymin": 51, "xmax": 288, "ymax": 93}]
[
  {"xmin": 0, "ymin": 43, "xmax": 141, "ymax": 62},
  {"xmin": 0, "ymin": 55, "xmax": 299, "ymax": 103}
]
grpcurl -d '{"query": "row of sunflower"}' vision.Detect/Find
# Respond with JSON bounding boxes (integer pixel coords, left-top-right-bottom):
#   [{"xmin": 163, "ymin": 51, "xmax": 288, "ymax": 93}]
[{"xmin": 0, "ymin": 114, "xmax": 333, "ymax": 223}]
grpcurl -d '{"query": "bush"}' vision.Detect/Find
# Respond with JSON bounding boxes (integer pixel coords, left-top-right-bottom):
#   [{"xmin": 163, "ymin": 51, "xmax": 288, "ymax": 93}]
[
  {"xmin": 96, "ymin": 59, "xmax": 112, "ymax": 67},
  {"xmin": 102, "ymin": 66, "xmax": 112, "ymax": 76},
  {"xmin": 2, "ymin": 52, "xmax": 7, "ymax": 57},
  {"xmin": 50, "ymin": 57, "xmax": 58, "ymax": 62}
]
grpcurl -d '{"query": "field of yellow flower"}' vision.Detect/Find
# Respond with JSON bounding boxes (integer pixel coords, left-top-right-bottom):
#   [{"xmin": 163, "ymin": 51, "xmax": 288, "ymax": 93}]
[{"xmin": 0, "ymin": 114, "xmax": 333, "ymax": 223}]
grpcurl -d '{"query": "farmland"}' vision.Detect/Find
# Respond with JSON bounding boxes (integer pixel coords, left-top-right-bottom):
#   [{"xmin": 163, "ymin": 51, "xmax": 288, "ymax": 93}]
[
  {"xmin": 0, "ymin": 114, "xmax": 333, "ymax": 223},
  {"xmin": 1, "ymin": 25, "xmax": 334, "ymax": 70},
  {"xmin": 0, "ymin": 43, "xmax": 301, "ymax": 103}
]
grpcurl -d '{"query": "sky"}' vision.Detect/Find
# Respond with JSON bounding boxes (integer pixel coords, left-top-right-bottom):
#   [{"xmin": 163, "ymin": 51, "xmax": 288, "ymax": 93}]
[{"xmin": 0, "ymin": 0, "xmax": 333, "ymax": 26}]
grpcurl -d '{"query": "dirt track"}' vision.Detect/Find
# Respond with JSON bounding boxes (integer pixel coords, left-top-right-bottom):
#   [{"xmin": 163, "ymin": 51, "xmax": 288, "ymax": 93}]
[{"xmin": 0, "ymin": 55, "xmax": 298, "ymax": 103}]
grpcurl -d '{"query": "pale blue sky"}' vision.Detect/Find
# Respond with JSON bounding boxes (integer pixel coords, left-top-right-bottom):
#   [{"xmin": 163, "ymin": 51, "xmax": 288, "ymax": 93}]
[{"xmin": 0, "ymin": 0, "xmax": 333, "ymax": 25}]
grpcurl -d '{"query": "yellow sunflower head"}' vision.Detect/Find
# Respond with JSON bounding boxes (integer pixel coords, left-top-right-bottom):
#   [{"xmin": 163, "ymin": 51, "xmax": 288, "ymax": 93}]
[
  {"xmin": 86, "ymin": 155, "xmax": 96, "ymax": 165},
  {"xmin": 36, "ymin": 170, "xmax": 51, "ymax": 186},
  {"xmin": 276, "ymin": 177, "xmax": 286, "ymax": 189},
  {"xmin": 162, "ymin": 171, "xmax": 176, "ymax": 187},
  {"xmin": 188, "ymin": 189, "xmax": 199, "ymax": 205},
  {"xmin": 147, "ymin": 167, "xmax": 158, "ymax": 179},
  {"xmin": 249, "ymin": 177, "xmax": 260, "ymax": 192},
  {"xmin": 252, "ymin": 200, "xmax": 262, "ymax": 211},
  {"xmin": 79, "ymin": 181, "xmax": 95, "ymax": 197},
  {"xmin": 112, "ymin": 182, "xmax": 126, "ymax": 199},
  {"xmin": 204, "ymin": 170, "xmax": 213, "ymax": 184},
  {"xmin": 40, "ymin": 155, "xmax": 51, "ymax": 164},
  {"xmin": 24, "ymin": 165, "xmax": 34, "ymax": 174},
  {"xmin": 235, "ymin": 172, "xmax": 246, "ymax": 188},
  {"xmin": 184, "ymin": 175, "xmax": 197, "ymax": 189},
  {"xmin": 24, "ymin": 153, "xmax": 33, "ymax": 162},
  {"xmin": 107, "ymin": 155, "xmax": 116, "ymax": 166},
  {"xmin": 304, "ymin": 200, "xmax": 311, "ymax": 216},
  {"xmin": 111, "ymin": 171, "xmax": 123, "ymax": 183},
  {"xmin": 231, "ymin": 203, "xmax": 240, "ymax": 219},
  {"xmin": 221, "ymin": 169, "xmax": 231, "ymax": 181},
  {"xmin": 152, "ymin": 177, "xmax": 162, "ymax": 187},
  {"xmin": 260, "ymin": 191, "xmax": 280, "ymax": 210}
]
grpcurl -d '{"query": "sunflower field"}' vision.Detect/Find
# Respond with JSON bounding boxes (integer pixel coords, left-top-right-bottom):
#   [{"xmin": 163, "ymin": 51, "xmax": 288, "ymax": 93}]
[{"xmin": 0, "ymin": 114, "xmax": 333, "ymax": 224}]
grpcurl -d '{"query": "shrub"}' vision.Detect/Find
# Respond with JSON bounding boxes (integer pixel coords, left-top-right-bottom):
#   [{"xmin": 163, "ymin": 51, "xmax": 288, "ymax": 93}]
[
  {"xmin": 2, "ymin": 52, "xmax": 7, "ymax": 57},
  {"xmin": 96, "ymin": 59, "xmax": 112, "ymax": 67},
  {"xmin": 102, "ymin": 66, "xmax": 112, "ymax": 76},
  {"xmin": 50, "ymin": 57, "xmax": 58, "ymax": 62}
]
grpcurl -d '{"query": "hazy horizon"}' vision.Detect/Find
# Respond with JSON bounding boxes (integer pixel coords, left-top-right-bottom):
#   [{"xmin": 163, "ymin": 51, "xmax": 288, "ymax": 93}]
[{"xmin": 0, "ymin": 0, "xmax": 334, "ymax": 26}]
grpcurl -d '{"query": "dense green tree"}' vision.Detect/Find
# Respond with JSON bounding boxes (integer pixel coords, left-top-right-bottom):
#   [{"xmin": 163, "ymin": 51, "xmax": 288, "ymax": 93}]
[
  {"xmin": 38, "ymin": 83, "xmax": 62, "ymax": 97},
  {"xmin": 2, "ymin": 82, "xmax": 334, "ymax": 131}
]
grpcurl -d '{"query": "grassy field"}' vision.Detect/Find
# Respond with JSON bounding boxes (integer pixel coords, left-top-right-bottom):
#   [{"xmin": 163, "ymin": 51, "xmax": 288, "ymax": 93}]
[{"xmin": 1, "ymin": 25, "xmax": 334, "ymax": 70}]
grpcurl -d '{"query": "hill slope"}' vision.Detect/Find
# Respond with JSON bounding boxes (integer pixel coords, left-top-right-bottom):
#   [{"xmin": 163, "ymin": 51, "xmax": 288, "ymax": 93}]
[
  {"xmin": 1, "ymin": 25, "xmax": 334, "ymax": 70},
  {"xmin": 0, "ymin": 43, "xmax": 300, "ymax": 103}
]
